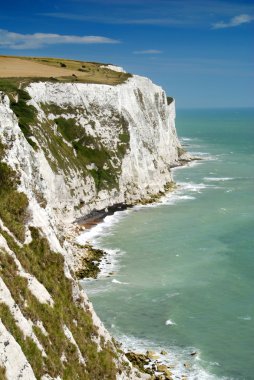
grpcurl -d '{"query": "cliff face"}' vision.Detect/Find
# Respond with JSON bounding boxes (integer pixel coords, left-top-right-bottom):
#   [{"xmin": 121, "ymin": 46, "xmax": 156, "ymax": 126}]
[
  {"xmin": 25, "ymin": 75, "xmax": 180, "ymax": 222},
  {"xmin": 0, "ymin": 72, "xmax": 183, "ymax": 379}
]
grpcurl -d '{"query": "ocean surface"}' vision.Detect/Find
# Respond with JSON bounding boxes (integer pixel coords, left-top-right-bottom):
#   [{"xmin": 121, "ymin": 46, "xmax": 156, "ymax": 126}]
[{"xmin": 79, "ymin": 108, "xmax": 254, "ymax": 380}]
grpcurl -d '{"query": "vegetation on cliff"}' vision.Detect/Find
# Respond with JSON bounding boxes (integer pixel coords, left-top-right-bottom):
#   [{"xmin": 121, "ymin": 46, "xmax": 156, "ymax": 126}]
[{"xmin": 0, "ymin": 147, "xmax": 125, "ymax": 379}]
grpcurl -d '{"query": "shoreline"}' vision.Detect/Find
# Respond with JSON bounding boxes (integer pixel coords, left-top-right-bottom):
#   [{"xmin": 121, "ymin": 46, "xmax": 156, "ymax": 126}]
[
  {"xmin": 75, "ymin": 181, "xmax": 179, "ymax": 279},
  {"xmin": 75, "ymin": 156, "xmax": 201, "ymax": 280},
  {"xmin": 76, "ymin": 156, "xmax": 200, "ymax": 231},
  {"xmin": 77, "ymin": 156, "xmax": 204, "ymax": 279},
  {"xmin": 76, "ymin": 202, "xmax": 132, "ymax": 230},
  {"xmin": 74, "ymin": 157, "xmax": 205, "ymax": 380}
]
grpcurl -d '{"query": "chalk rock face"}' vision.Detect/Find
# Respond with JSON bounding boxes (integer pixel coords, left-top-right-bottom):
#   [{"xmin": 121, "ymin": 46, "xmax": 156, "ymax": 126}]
[
  {"xmin": 0, "ymin": 321, "xmax": 36, "ymax": 380},
  {"xmin": 0, "ymin": 72, "xmax": 182, "ymax": 379},
  {"xmin": 26, "ymin": 75, "xmax": 181, "ymax": 217}
]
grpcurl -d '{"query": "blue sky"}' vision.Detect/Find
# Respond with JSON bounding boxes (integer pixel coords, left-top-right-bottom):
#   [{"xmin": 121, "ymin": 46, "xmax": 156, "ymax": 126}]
[{"xmin": 0, "ymin": 0, "xmax": 253, "ymax": 108}]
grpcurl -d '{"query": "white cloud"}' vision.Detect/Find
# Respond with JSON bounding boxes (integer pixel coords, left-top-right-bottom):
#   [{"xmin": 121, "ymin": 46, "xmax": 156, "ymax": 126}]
[
  {"xmin": 0, "ymin": 29, "xmax": 119, "ymax": 49},
  {"xmin": 212, "ymin": 14, "xmax": 253, "ymax": 29},
  {"xmin": 133, "ymin": 49, "xmax": 162, "ymax": 54},
  {"xmin": 41, "ymin": 13, "xmax": 184, "ymax": 26}
]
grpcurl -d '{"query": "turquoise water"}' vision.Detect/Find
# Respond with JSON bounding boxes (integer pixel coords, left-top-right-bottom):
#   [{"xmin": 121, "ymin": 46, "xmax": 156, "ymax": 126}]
[{"xmin": 81, "ymin": 108, "xmax": 254, "ymax": 380}]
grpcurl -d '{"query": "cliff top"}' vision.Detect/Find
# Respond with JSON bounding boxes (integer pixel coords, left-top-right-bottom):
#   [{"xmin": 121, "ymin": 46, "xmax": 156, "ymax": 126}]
[{"xmin": 0, "ymin": 55, "xmax": 131, "ymax": 85}]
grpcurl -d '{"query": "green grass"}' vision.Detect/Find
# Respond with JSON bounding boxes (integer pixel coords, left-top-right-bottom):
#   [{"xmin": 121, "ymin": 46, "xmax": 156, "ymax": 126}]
[
  {"xmin": 56, "ymin": 117, "xmax": 85, "ymax": 142},
  {"xmin": 0, "ymin": 78, "xmax": 38, "ymax": 149},
  {"xmin": 38, "ymin": 109, "xmax": 130, "ymax": 191},
  {"xmin": 0, "ymin": 227, "xmax": 118, "ymax": 379},
  {"xmin": 119, "ymin": 132, "xmax": 130, "ymax": 144},
  {"xmin": 0, "ymin": 142, "xmax": 29, "ymax": 241},
  {"xmin": 10, "ymin": 89, "xmax": 38, "ymax": 149},
  {"xmin": 0, "ymin": 78, "xmax": 20, "ymax": 95},
  {"xmin": 0, "ymin": 302, "xmax": 43, "ymax": 378},
  {"xmin": 76, "ymin": 245, "xmax": 105, "ymax": 279},
  {"xmin": 0, "ymin": 366, "xmax": 7, "ymax": 380}
]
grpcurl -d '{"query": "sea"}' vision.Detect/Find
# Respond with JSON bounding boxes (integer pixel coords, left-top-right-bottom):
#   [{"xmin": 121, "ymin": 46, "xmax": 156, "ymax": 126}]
[{"xmin": 78, "ymin": 108, "xmax": 254, "ymax": 380}]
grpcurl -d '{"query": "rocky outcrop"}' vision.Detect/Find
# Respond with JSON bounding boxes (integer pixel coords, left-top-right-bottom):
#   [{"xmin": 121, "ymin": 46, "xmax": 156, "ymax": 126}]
[{"xmin": 0, "ymin": 71, "xmax": 184, "ymax": 379}]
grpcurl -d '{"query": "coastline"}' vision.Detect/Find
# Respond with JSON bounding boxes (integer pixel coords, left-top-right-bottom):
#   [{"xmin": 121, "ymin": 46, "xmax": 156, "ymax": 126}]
[
  {"xmin": 68, "ymin": 110, "xmax": 254, "ymax": 380},
  {"xmin": 74, "ymin": 157, "xmax": 205, "ymax": 380},
  {"xmin": 75, "ymin": 156, "xmax": 202, "ymax": 280}
]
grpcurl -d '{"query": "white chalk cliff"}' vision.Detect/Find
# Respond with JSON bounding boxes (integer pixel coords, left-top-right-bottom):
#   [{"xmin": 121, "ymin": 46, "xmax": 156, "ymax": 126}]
[{"xmin": 0, "ymin": 71, "xmax": 185, "ymax": 379}]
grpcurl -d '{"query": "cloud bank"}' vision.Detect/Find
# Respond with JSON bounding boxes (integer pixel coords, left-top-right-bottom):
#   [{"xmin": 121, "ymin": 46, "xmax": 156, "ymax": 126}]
[
  {"xmin": 212, "ymin": 14, "xmax": 253, "ymax": 29},
  {"xmin": 0, "ymin": 29, "xmax": 119, "ymax": 49}
]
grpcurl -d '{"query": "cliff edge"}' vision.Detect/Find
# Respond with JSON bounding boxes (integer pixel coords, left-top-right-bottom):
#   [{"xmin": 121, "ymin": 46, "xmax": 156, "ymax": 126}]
[{"xmin": 0, "ymin": 58, "xmax": 185, "ymax": 380}]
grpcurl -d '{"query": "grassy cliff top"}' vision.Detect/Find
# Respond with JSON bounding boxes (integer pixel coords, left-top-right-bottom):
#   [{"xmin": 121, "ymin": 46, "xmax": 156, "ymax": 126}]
[{"xmin": 0, "ymin": 56, "xmax": 131, "ymax": 85}]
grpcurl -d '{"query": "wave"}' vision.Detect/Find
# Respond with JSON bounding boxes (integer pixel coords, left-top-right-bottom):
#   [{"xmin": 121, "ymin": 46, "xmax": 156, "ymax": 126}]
[
  {"xmin": 114, "ymin": 333, "xmax": 228, "ymax": 380},
  {"xmin": 166, "ymin": 292, "xmax": 180, "ymax": 298},
  {"xmin": 161, "ymin": 193, "xmax": 196, "ymax": 206},
  {"xmin": 181, "ymin": 137, "xmax": 193, "ymax": 141},
  {"xmin": 112, "ymin": 279, "xmax": 129, "ymax": 285},
  {"xmin": 77, "ymin": 210, "xmax": 131, "ymax": 246},
  {"xmin": 165, "ymin": 319, "xmax": 176, "ymax": 326},
  {"xmin": 178, "ymin": 182, "xmax": 216, "ymax": 192},
  {"xmin": 204, "ymin": 177, "xmax": 235, "ymax": 182},
  {"xmin": 189, "ymin": 153, "xmax": 218, "ymax": 162},
  {"xmin": 237, "ymin": 316, "xmax": 252, "ymax": 321},
  {"xmin": 76, "ymin": 178, "xmax": 216, "ymax": 276},
  {"xmin": 98, "ymin": 248, "xmax": 124, "ymax": 278}
]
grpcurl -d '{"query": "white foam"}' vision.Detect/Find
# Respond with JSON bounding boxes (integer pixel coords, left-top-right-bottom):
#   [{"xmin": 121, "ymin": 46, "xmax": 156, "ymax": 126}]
[
  {"xmin": 166, "ymin": 292, "xmax": 180, "ymax": 298},
  {"xmin": 178, "ymin": 182, "xmax": 214, "ymax": 193},
  {"xmin": 209, "ymin": 362, "xmax": 221, "ymax": 367},
  {"xmin": 76, "ymin": 211, "xmax": 129, "ymax": 246},
  {"xmin": 159, "ymin": 180, "xmax": 215, "ymax": 207},
  {"xmin": 181, "ymin": 137, "xmax": 193, "ymax": 141},
  {"xmin": 204, "ymin": 177, "xmax": 235, "ymax": 182},
  {"xmin": 165, "ymin": 319, "xmax": 176, "ymax": 326},
  {"xmin": 189, "ymin": 151, "xmax": 210, "ymax": 156},
  {"xmin": 238, "ymin": 316, "xmax": 252, "ymax": 321},
  {"xmin": 190, "ymin": 154, "xmax": 218, "ymax": 161},
  {"xmin": 161, "ymin": 193, "xmax": 196, "ymax": 206},
  {"xmin": 114, "ymin": 333, "xmax": 225, "ymax": 380},
  {"xmin": 98, "ymin": 248, "xmax": 123, "ymax": 278},
  {"xmin": 77, "ymin": 177, "xmax": 217, "ymax": 278},
  {"xmin": 112, "ymin": 279, "xmax": 129, "ymax": 285},
  {"xmin": 77, "ymin": 161, "xmax": 220, "ymax": 281}
]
